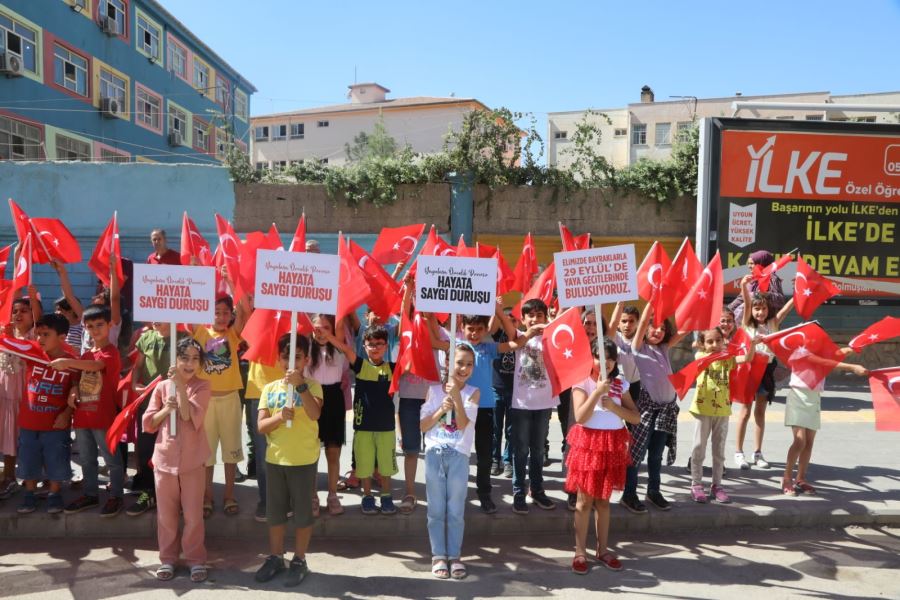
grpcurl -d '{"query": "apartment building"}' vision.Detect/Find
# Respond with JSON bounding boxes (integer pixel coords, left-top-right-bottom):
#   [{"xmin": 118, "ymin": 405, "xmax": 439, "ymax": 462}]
[
  {"xmin": 251, "ymin": 82, "xmax": 492, "ymax": 169},
  {"xmin": 0, "ymin": 0, "xmax": 255, "ymax": 164},
  {"xmin": 548, "ymin": 87, "xmax": 900, "ymax": 170}
]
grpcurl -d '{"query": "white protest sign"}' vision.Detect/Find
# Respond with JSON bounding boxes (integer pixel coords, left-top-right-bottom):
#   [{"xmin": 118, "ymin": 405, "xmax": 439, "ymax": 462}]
[
  {"xmin": 254, "ymin": 248, "xmax": 339, "ymax": 314},
  {"xmin": 133, "ymin": 264, "xmax": 216, "ymax": 324},
  {"xmin": 416, "ymin": 255, "xmax": 497, "ymax": 316},
  {"xmin": 554, "ymin": 244, "xmax": 638, "ymax": 307}
]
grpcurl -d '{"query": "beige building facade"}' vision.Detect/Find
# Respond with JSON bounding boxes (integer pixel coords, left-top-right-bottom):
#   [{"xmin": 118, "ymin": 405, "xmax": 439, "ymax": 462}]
[
  {"xmin": 548, "ymin": 88, "xmax": 900, "ymax": 170},
  {"xmin": 251, "ymin": 83, "xmax": 489, "ymax": 169}
]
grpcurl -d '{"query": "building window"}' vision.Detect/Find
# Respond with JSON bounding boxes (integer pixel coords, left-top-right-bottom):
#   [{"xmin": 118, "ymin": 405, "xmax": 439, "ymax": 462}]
[
  {"xmin": 0, "ymin": 115, "xmax": 41, "ymax": 161},
  {"xmin": 655, "ymin": 122, "xmax": 671, "ymax": 146},
  {"xmin": 317, "ymin": 120, "xmax": 329, "ymax": 128},
  {"xmin": 99, "ymin": 68, "xmax": 126, "ymax": 106},
  {"xmin": 56, "ymin": 134, "xmax": 91, "ymax": 161},
  {"xmin": 554, "ymin": 131, "xmax": 568, "ymax": 140},
  {"xmin": 234, "ymin": 90, "xmax": 248, "ymax": 121},
  {"xmin": 776, "ymin": 116, "xmax": 795, "ymax": 120},
  {"xmin": 675, "ymin": 121, "xmax": 693, "ymax": 142},
  {"xmin": 99, "ymin": 148, "xmax": 129, "ymax": 163},
  {"xmin": 290, "ymin": 123, "xmax": 304, "ymax": 139},
  {"xmin": 193, "ymin": 121, "xmax": 208, "ymax": 151},
  {"xmin": 102, "ymin": 0, "xmax": 126, "ymax": 35},
  {"xmin": 53, "ymin": 44, "xmax": 88, "ymax": 97},
  {"xmin": 168, "ymin": 39, "xmax": 187, "ymax": 80},
  {"xmin": 255, "ymin": 161, "xmax": 267, "ymax": 172},
  {"xmin": 805, "ymin": 115, "xmax": 824, "ymax": 121},
  {"xmin": 169, "ymin": 105, "xmax": 187, "ymax": 136},
  {"xmin": 0, "ymin": 13, "xmax": 38, "ymax": 73},
  {"xmin": 193, "ymin": 58, "xmax": 210, "ymax": 93},
  {"xmin": 854, "ymin": 116, "xmax": 876, "ymax": 123},
  {"xmin": 614, "ymin": 128, "xmax": 627, "ymax": 137},
  {"xmin": 273, "ymin": 124, "xmax": 287, "ymax": 141},
  {"xmin": 136, "ymin": 13, "xmax": 161, "ymax": 61},
  {"xmin": 254, "ymin": 126, "xmax": 269, "ymax": 141},
  {"xmin": 632, "ymin": 124, "xmax": 647, "ymax": 145},
  {"xmin": 215, "ymin": 75, "xmax": 229, "ymax": 106},
  {"xmin": 215, "ymin": 128, "xmax": 227, "ymax": 159},
  {"xmin": 135, "ymin": 86, "xmax": 161, "ymax": 130},
  {"xmin": 273, "ymin": 160, "xmax": 287, "ymax": 171}
]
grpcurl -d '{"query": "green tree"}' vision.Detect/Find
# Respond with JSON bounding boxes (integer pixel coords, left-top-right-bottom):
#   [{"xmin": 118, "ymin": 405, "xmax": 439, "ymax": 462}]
[{"xmin": 345, "ymin": 114, "xmax": 400, "ymax": 162}]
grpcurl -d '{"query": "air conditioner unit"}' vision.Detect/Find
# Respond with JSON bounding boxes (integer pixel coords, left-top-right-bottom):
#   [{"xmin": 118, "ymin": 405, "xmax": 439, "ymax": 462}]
[
  {"xmin": 0, "ymin": 52, "xmax": 23, "ymax": 77},
  {"xmin": 100, "ymin": 16, "xmax": 119, "ymax": 36},
  {"xmin": 168, "ymin": 131, "xmax": 183, "ymax": 147},
  {"xmin": 100, "ymin": 96, "xmax": 122, "ymax": 118}
]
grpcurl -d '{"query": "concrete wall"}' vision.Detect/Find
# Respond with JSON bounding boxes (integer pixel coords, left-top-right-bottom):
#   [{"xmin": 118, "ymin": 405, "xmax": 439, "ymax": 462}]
[{"xmin": 0, "ymin": 161, "xmax": 234, "ymax": 306}]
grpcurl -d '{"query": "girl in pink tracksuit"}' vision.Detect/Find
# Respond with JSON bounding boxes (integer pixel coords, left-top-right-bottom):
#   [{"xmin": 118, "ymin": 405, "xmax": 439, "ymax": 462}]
[{"xmin": 143, "ymin": 338, "xmax": 211, "ymax": 582}]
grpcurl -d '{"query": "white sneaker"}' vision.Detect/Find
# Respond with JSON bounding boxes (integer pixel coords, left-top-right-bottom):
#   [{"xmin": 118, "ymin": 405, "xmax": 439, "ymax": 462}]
[
  {"xmin": 753, "ymin": 451, "xmax": 770, "ymax": 468},
  {"xmin": 734, "ymin": 452, "xmax": 751, "ymax": 470}
]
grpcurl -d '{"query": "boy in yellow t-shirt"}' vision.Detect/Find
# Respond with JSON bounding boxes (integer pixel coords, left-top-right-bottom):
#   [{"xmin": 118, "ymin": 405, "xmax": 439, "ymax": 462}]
[
  {"xmin": 193, "ymin": 294, "xmax": 247, "ymax": 517},
  {"xmin": 254, "ymin": 333, "xmax": 323, "ymax": 587}
]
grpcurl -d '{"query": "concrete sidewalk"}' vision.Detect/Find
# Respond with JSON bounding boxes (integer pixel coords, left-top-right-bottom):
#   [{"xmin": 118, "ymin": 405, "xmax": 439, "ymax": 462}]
[{"xmin": 1, "ymin": 377, "xmax": 898, "ymax": 539}]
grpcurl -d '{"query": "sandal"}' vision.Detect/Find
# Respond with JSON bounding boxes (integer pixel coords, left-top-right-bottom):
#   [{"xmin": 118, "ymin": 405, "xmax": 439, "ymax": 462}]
[
  {"xmin": 156, "ymin": 564, "xmax": 175, "ymax": 581},
  {"xmin": 326, "ymin": 494, "xmax": 344, "ymax": 516},
  {"xmin": 399, "ymin": 494, "xmax": 417, "ymax": 515},
  {"xmin": 795, "ymin": 480, "xmax": 817, "ymax": 495},
  {"xmin": 596, "ymin": 551, "xmax": 623, "ymax": 571},
  {"xmin": 572, "ymin": 554, "xmax": 589, "ymax": 575},
  {"xmin": 450, "ymin": 560, "xmax": 467, "ymax": 580},
  {"xmin": 202, "ymin": 501, "xmax": 214, "ymax": 520},
  {"xmin": 782, "ymin": 481, "xmax": 798, "ymax": 496},
  {"xmin": 190, "ymin": 565, "xmax": 208, "ymax": 583},
  {"xmin": 431, "ymin": 558, "xmax": 450, "ymax": 579},
  {"xmin": 223, "ymin": 498, "xmax": 239, "ymax": 516},
  {"xmin": 337, "ymin": 471, "xmax": 359, "ymax": 491}
]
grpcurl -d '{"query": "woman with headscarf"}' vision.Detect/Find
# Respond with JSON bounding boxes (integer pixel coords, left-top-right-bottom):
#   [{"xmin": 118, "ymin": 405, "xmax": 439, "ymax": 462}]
[{"xmin": 727, "ymin": 250, "xmax": 787, "ymax": 325}]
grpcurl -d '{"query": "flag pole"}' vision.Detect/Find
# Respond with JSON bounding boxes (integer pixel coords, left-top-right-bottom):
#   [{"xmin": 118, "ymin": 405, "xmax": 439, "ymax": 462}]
[
  {"xmin": 286, "ymin": 310, "xmax": 298, "ymax": 428},
  {"xmin": 595, "ymin": 303, "xmax": 608, "ymax": 381},
  {"xmin": 169, "ymin": 322, "xmax": 177, "ymax": 436}
]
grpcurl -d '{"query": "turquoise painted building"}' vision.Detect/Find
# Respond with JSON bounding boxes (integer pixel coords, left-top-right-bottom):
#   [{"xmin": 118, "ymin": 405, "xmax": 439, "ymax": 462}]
[{"xmin": 0, "ymin": 0, "xmax": 255, "ymax": 164}]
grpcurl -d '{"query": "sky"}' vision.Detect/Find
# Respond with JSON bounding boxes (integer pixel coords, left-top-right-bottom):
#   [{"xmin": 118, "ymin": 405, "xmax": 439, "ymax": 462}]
[{"xmin": 165, "ymin": 0, "xmax": 900, "ymax": 128}]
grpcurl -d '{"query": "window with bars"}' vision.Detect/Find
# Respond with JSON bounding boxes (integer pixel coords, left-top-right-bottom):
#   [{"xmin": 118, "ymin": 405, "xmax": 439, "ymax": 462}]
[
  {"xmin": 53, "ymin": 44, "xmax": 88, "ymax": 96},
  {"xmin": 136, "ymin": 88, "xmax": 161, "ymax": 130},
  {"xmin": 99, "ymin": 148, "xmax": 129, "ymax": 163},
  {"xmin": 235, "ymin": 90, "xmax": 248, "ymax": 121},
  {"xmin": 56, "ymin": 134, "xmax": 91, "ymax": 161},
  {"xmin": 103, "ymin": 0, "xmax": 126, "ymax": 34},
  {"xmin": 655, "ymin": 122, "xmax": 671, "ymax": 146},
  {"xmin": 215, "ymin": 75, "xmax": 229, "ymax": 106},
  {"xmin": 193, "ymin": 58, "xmax": 209, "ymax": 93},
  {"xmin": 168, "ymin": 40, "xmax": 187, "ymax": 80},
  {"xmin": 0, "ymin": 116, "xmax": 41, "ymax": 161},
  {"xmin": 169, "ymin": 105, "xmax": 187, "ymax": 136},
  {"xmin": 194, "ymin": 122, "xmax": 208, "ymax": 151},
  {"xmin": 0, "ymin": 13, "xmax": 38, "ymax": 73},
  {"xmin": 100, "ymin": 68, "xmax": 126, "ymax": 105},
  {"xmin": 137, "ymin": 14, "xmax": 161, "ymax": 61},
  {"xmin": 631, "ymin": 124, "xmax": 647, "ymax": 145}
]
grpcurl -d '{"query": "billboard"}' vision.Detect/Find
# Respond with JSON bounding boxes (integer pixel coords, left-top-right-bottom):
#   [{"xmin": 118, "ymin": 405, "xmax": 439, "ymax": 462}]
[{"xmin": 698, "ymin": 118, "xmax": 900, "ymax": 303}]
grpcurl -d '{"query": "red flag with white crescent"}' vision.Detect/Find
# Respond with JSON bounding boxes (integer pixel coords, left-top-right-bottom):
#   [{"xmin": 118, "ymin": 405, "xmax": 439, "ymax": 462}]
[
  {"xmin": 868, "ymin": 367, "xmax": 900, "ymax": 431},
  {"xmin": 542, "ymin": 307, "xmax": 593, "ymax": 397}
]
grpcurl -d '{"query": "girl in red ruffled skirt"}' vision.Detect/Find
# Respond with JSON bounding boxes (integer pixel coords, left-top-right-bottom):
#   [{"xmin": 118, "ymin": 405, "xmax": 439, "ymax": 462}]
[{"xmin": 566, "ymin": 338, "xmax": 639, "ymax": 575}]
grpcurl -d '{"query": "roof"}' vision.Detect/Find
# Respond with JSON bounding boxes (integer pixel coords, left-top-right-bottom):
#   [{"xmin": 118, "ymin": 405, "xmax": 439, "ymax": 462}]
[
  {"xmin": 252, "ymin": 96, "xmax": 489, "ymax": 120},
  {"xmin": 349, "ymin": 82, "xmax": 390, "ymax": 92},
  {"xmin": 144, "ymin": 0, "xmax": 257, "ymax": 93},
  {"xmin": 627, "ymin": 90, "xmax": 832, "ymax": 107}
]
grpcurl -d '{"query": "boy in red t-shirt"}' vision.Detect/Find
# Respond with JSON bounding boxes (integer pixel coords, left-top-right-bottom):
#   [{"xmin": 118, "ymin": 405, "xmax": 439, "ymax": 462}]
[
  {"xmin": 16, "ymin": 314, "xmax": 77, "ymax": 514},
  {"xmin": 49, "ymin": 304, "xmax": 123, "ymax": 517}
]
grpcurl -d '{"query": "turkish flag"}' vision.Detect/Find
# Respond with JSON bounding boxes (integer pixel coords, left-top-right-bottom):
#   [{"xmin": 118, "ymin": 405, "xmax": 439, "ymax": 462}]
[
  {"xmin": 868, "ymin": 367, "xmax": 900, "ymax": 432},
  {"xmin": 0, "ymin": 244, "xmax": 9, "ymax": 275},
  {"xmin": 559, "ymin": 223, "xmax": 591, "ymax": 251},
  {"xmin": 675, "ymin": 251, "xmax": 724, "ymax": 332},
  {"xmin": 265, "ymin": 223, "xmax": 284, "ymax": 251},
  {"xmin": 106, "ymin": 375, "xmax": 161, "ymax": 454},
  {"xmin": 752, "ymin": 253, "xmax": 793, "ymax": 292},
  {"xmin": 476, "ymin": 242, "xmax": 515, "ymax": 295},
  {"xmin": 636, "ymin": 241, "xmax": 671, "ymax": 311},
  {"xmin": 8, "ymin": 198, "xmax": 32, "ymax": 245},
  {"xmin": 180, "ymin": 212, "xmax": 212, "ymax": 267},
  {"xmin": 657, "ymin": 238, "xmax": 701, "ymax": 325},
  {"xmin": 243, "ymin": 308, "xmax": 313, "ymax": 367},
  {"xmin": 668, "ymin": 350, "xmax": 732, "ymax": 400},
  {"xmin": 88, "ymin": 214, "xmax": 124, "ymax": 287},
  {"xmin": 408, "ymin": 226, "xmax": 456, "ymax": 278},
  {"xmin": 511, "ymin": 233, "xmax": 538, "ymax": 293},
  {"xmin": 336, "ymin": 233, "xmax": 371, "ymax": 322},
  {"xmin": 762, "ymin": 321, "xmax": 842, "ymax": 390},
  {"xmin": 542, "ymin": 307, "xmax": 593, "ymax": 397},
  {"xmin": 348, "ymin": 239, "xmax": 401, "ymax": 321},
  {"xmin": 13, "ymin": 234, "xmax": 32, "ymax": 289},
  {"xmin": 30, "ymin": 218, "xmax": 82, "ymax": 264},
  {"xmin": 848, "ymin": 317, "xmax": 900, "ymax": 352},
  {"xmin": 793, "ymin": 258, "xmax": 839, "ymax": 320},
  {"xmin": 0, "ymin": 334, "xmax": 49, "ymax": 364},
  {"xmin": 455, "ymin": 235, "xmax": 476, "ymax": 258},
  {"xmin": 0, "ymin": 280, "xmax": 13, "ymax": 325},
  {"xmin": 371, "ymin": 224, "xmax": 425, "ymax": 264},
  {"xmin": 288, "ymin": 214, "xmax": 307, "ymax": 253},
  {"xmin": 389, "ymin": 309, "xmax": 439, "ymax": 394},
  {"xmin": 214, "ymin": 214, "xmax": 242, "ymax": 291},
  {"xmin": 512, "ymin": 262, "xmax": 556, "ymax": 320},
  {"xmin": 727, "ymin": 328, "xmax": 768, "ymax": 405}
]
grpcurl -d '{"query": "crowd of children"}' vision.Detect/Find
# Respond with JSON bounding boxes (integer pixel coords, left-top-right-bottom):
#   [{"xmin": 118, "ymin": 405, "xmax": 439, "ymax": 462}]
[{"xmin": 0, "ymin": 236, "xmax": 875, "ymax": 585}]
